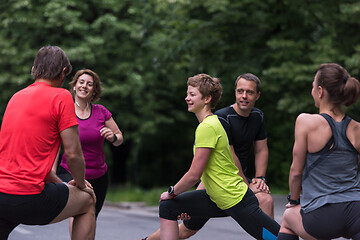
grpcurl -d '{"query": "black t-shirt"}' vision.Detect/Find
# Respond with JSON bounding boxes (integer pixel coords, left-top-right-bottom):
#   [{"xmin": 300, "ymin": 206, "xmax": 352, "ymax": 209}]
[{"xmin": 215, "ymin": 106, "xmax": 266, "ymax": 173}]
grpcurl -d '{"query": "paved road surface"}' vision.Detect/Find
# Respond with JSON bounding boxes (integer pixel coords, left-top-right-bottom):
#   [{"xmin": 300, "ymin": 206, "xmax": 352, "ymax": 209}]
[{"xmin": 9, "ymin": 195, "xmax": 346, "ymax": 240}]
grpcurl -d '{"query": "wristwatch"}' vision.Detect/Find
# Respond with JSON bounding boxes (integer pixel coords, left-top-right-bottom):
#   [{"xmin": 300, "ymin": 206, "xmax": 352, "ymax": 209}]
[
  {"xmin": 168, "ymin": 186, "xmax": 177, "ymax": 197},
  {"xmin": 287, "ymin": 193, "xmax": 300, "ymax": 205},
  {"xmin": 255, "ymin": 176, "xmax": 267, "ymax": 183}
]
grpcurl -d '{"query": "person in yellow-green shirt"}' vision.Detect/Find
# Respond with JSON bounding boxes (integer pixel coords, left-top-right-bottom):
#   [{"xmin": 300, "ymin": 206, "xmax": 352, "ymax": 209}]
[{"xmin": 157, "ymin": 73, "xmax": 280, "ymax": 240}]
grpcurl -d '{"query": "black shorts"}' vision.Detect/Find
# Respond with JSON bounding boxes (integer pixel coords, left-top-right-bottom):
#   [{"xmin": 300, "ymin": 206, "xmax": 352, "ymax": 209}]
[
  {"xmin": 0, "ymin": 183, "xmax": 69, "ymax": 239},
  {"xmin": 301, "ymin": 201, "xmax": 360, "ymax": 239}
]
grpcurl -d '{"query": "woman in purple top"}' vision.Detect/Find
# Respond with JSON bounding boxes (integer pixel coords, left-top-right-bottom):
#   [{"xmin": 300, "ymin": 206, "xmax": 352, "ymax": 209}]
[{"xmin": 58, "ymin": 69, "xmax": 123, "ymax": 219}]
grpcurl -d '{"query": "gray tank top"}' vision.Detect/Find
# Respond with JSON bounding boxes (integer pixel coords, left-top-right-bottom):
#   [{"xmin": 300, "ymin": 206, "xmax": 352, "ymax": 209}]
[{"xmin": 301, "ymin": 113, "xmax": 360, "ymax": 213}]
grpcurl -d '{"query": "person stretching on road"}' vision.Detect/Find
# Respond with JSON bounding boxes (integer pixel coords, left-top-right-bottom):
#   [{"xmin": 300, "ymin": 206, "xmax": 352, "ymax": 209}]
[
  {"xmin": 157, "ymin": 73, "xmax": 280, "ymax": 240},
  {"xmin": 0, "ymin": 46, "xmax": 96, "ymax": 240},
  {"xmin": 142, "ymin": 73, "xmax": 274, "ymax": 240}
]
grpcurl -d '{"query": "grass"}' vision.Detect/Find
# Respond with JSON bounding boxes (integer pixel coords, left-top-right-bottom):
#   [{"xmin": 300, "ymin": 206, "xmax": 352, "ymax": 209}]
[
  {"xmin": 105, "ymin": 184, "xmax": 288, "ymax": 206},
  {"xmin": 105, "ymin": 185, "xmax": 166, "ymax": 206}
]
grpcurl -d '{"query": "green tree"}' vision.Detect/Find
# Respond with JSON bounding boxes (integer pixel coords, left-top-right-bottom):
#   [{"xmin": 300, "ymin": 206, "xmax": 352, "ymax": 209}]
[{"xmin": 1, "ymin": 0, "xmax": 359, "ymax": 189}]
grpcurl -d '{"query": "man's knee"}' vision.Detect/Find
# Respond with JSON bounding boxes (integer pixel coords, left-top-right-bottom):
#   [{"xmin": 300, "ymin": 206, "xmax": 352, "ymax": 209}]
[
  {"xmin": 69, "ymin": 186, "xmax": 95, "ymax": 214},
  {"xmin": 82, "ymin": 192, "xmax": 96, "ymax": 213}
]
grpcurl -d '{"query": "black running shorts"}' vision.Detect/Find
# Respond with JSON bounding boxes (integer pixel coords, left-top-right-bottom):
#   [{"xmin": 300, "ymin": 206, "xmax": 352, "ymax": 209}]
[{"xmin": 0, "ymin": 182, "xmax": 69, "ymax": 239}]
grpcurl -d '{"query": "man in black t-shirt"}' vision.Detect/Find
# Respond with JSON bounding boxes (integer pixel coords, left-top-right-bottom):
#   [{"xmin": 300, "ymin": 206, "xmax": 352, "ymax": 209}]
[
  {"xmin": 215, "ymin": 73, "xmax": 273, "ymax": 218},
  {"xmin": 215, "ymin": 106, "xmax": 266, "ymax": 174}
]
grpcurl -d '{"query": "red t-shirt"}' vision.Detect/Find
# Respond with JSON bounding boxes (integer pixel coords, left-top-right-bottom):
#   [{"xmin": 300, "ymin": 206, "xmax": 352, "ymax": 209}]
[{"xmin": 0, "ymin": 82, "xmax": 78, "ymax": 195}]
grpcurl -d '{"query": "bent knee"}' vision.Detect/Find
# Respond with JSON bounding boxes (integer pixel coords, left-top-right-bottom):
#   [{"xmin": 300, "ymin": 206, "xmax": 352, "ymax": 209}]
[
  {"xmin": 159, "ymin": 200, "xmax": 177, "ymax": 220},
  {"xmin": 280, "ymin": 208, "xmax": 292, "ymax": 229},
  {"xmin": 281, "ymin": 206, "xmax": 300, "ymax": 228},
  {"xmin": 82, "ymin": 192, "xmax": 96, "ymax": 212},
  {"xmin": 68, "ymin": 186, "xmax": 95, "ymax": 212},
  {"xmin": 256, "ymin": 192, "xmax": 273, "ymax": 207}
]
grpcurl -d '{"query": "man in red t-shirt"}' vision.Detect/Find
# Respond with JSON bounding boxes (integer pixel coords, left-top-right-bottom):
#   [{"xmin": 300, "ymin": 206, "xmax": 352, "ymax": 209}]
[{"xmin": 0, "ymin": 46, "xmax": 96, "ymax": 240}]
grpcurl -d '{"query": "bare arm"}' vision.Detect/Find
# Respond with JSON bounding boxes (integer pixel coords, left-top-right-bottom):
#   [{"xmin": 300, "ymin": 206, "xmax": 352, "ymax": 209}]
[
  {"xmin": 101, "ymin": 117, "xmax": 124, "ymax": 147},
  {"xmin": 289, "ymin": 114, "xmax": 308, "ymax": 201},
  {"xmin": 60, "ymin": 125, "xmax": 86, "ymax": 189},
  {"xmin": 251, "ymin": 139, "xmax": 270, "ymax": 193},
  {"xmin": 254, "ymin": 139, "xmax": 269, "ymax": 178}
]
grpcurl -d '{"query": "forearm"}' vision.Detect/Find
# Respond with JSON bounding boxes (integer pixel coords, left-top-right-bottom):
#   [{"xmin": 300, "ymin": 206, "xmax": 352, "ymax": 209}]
[
  {"xmin": 104, "ymin": 117, "xmax": 124, "ymax": 147},
  {"xmin": 254, "ymin": 152, "xmax": 268, "ymax": 177},
  {"xmin": 61, "ymin": 126, "xmax": 86, "ymax": 189},
  {"xmin": 254, "ymin": 140, "xmax": 269, "ymax": 177},
  {"xmin": 112, "ymin": 132, "xmax": 123, "ymax": 146},
  {"xmin": 173, "ymin": 171, "xmax": 200, "ymax": 195},
  {"xmin": 288, "ymin": 114, "xmax": 307, "ymax": 200},
  {"xmin": 288, "ymin": 167, "xmax": 302, "ymax": 199},
  {"xmin": 66, "ymin": 154, "xmax": 86, "ymax": 189}
]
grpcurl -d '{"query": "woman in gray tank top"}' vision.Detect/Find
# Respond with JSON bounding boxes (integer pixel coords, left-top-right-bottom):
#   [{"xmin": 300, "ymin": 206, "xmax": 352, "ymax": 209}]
[{"xmin": 278, "ymin": 63, "xmax": 360, "ymax": 240}]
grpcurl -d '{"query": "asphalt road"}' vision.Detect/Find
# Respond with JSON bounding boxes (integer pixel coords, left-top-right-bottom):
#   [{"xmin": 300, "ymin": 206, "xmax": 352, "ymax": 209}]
[{"xmin": 8, "ymin": 195, "xmax": 346, "ymax": 240}]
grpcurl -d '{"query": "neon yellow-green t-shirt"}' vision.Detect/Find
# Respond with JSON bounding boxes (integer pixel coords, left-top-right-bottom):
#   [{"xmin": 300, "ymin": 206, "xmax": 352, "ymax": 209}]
[{"xmin": 195, "ymin": 115, "xmax": 248, "ymax": 210}]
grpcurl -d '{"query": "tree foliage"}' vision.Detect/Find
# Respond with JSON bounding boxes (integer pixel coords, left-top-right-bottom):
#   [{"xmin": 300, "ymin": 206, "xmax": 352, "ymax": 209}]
[{"xmin": 1, "ymin": 0, "xmax": 359, "ymax": 189}]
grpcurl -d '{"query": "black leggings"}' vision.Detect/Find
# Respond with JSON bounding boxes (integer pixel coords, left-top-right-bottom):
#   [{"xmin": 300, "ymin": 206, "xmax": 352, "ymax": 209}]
[
  {"xmin": 159, "ymin": 188, "xmax": 280, "ymax": 240},
  {"xmin": 182, "ymin": 178, "xmax": 256, "ymax": 230},
  {"xmin": 57, "ymin": 166, "xmax": 108, "ymax": 217}
]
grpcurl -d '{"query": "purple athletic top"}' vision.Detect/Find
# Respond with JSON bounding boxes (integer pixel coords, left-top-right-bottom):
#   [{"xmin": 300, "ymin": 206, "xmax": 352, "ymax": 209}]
[{"xmin": 60, "ymin": 104, "xmax": 112, "ymax": 179}]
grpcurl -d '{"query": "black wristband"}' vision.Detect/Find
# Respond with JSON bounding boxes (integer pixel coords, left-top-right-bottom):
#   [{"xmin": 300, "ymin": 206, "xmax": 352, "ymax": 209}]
[
  {"xmin": 287, "ymin": 193, "xmax": 300, "ymax": 205},
  {"xmin": 111, "ymin": 134, "xmax": 117, "ymax": 144},
  {"xmin": 256, "ymin": 176, "xmax": 267, "ymax": 183}
]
